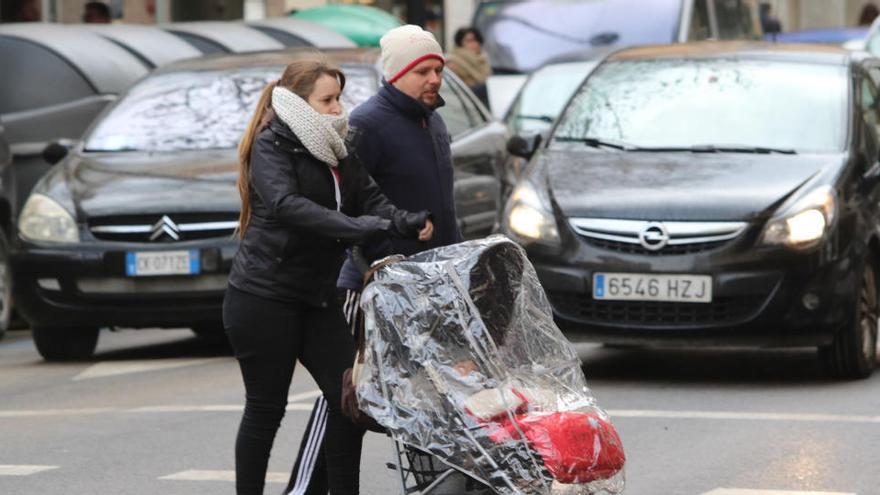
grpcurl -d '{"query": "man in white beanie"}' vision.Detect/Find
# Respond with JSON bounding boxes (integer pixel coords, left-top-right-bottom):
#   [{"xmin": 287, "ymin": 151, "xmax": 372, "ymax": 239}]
[{"xmin": 285, "ymin": 24, "xmax": 464, "ymax": 495}]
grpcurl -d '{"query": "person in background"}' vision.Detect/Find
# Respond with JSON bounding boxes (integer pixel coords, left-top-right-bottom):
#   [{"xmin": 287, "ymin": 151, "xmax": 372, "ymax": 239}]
[
  {"xmin": 859, "ymin": 2, "xmax": 879, "ymax": 26},
  {"xmin": 446, "ymin": 27, "xmax": 491, "ymax": 105},
  {"xmin": 759, "ymin": 2, "xmax": 783, "ymax": 36},
  {"xmin": 224, "ymin": 57, "xmax": 433, "ymax": 495},
  {"xmin": 82, "ymin": 1, "xmax": 112, "ymax": 23},
  {"xmin": 11, "ymin": 0, "xmax": 40, "ymax": 22},
  {"xmin": 286, "ymin": 25, "xmax": 463, "ymax": 495}
]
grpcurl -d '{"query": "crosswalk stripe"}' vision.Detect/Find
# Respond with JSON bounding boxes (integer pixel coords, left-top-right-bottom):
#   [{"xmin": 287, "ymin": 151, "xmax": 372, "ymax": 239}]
[
  {"xmin": 73, "ymin": 358, "xmax": 226, "ymax": 381},
  {"xmin": 608, "ymin": 409, "xmax": 880, "ymax": 424},
  {"xmin": 159, "ymin": 469, "xmax": 287, "ymax": 483},
  {"xmin": 0, "ymin": 408, "xmax": 114, "ymax": 418},
  {"xmin": 0, "ymin": 405, "xmax": 875, "ymax": 422},
  {"xmin": 0, "ymin": 403, "xmax": 316, "ymax": 418},
  {"xmin": 0, "ymin": 465, "xmax": 58, "ymax": 476},
  {"xmin": 288, "ymin": 389, "xmax": 322, "ymax": 403},
  {"xmin": 702, "ymin": 489, "xmax": 855, "ymax": 495}
]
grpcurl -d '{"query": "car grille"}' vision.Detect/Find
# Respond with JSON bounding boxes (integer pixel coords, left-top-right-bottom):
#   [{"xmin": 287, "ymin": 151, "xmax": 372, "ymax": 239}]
[
  {"xmin": 89, "ymin": 213, "xmax": 238, "ymax": 242},
  {"xmin": 547, "ymin": 290, "xmax": 763, "ymax": 327},
  {"xmin": 569, "ymin": 218, "xmax": 747, "ymax": 255}
]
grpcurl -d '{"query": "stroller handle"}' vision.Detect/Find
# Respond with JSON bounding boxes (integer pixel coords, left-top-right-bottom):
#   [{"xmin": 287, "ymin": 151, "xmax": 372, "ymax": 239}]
[{"xmin": 351, "ymin": 244, "xmax": 371, "ymax": 277}]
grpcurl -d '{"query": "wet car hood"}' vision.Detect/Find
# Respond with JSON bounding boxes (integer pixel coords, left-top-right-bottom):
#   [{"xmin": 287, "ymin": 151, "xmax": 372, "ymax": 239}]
[
  {"xmin": 40, "ymin": 150, "xmax": 239, "ymax": 219},
  {"xmin": 541, "ymin": 149, "xmax": 844, "ymax": 221}
]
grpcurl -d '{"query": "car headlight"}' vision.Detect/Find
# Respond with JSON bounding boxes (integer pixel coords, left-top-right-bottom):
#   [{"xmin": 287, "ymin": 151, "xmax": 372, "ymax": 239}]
[
  {"xmin": 503, "ymin": 180, "xmax": 560, "ymax": 245},
  {"xmin": 18, "ymin": 193, "xmax": 79, "ymax": 243},
  {"xmin": 761, "ymin": 187, "xmax": 835, "ymax": 250}
]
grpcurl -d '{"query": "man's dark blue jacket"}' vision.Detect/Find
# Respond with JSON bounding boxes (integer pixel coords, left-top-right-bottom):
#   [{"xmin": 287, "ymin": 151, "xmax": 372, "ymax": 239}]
[{"xmin": 337, "ymin": 80, "xmax": 463, "ymax": 290}]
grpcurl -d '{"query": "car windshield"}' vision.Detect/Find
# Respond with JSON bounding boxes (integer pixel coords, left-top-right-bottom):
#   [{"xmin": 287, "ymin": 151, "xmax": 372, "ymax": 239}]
[
  {"xmin": 552, "ymin": 58, "xmax": 847, "ymax": 153},
  {"xmin": 85, "ymin": 66, "xmax": 377, "ymax": 152},
  {"xmin": 474, "ymin": 0, "xmax": 680, "ymax": 73},
  {"xmin": 506, "ymin": 61, "xmax": 598, "ymax": 133}
]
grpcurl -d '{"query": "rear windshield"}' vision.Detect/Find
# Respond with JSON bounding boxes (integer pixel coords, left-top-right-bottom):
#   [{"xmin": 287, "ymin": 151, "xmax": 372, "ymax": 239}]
[
  {"xmin": 553, "ymin": 58, "xmax": 848, "ymax": 153},
  {"xmin": 474, "ymin": 0, "xmax": 680, "ymax": 73},
  {"xmin": 85, "ymin": 66, "xmax": 376, "ymax": 152}
]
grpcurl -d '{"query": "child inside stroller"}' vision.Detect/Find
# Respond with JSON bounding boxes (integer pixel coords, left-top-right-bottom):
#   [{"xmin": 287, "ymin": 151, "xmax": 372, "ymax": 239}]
[{"xmin": 354, "ymin": 236, "xmax": 626, "ymax": 495}]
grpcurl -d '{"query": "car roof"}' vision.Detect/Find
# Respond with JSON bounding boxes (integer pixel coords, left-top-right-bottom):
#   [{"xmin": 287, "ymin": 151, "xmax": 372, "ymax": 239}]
[
  {"xmin": 154, "ymin": 47, "xmax": 381, "ymax": 74},
  {"xmin": 0, "ymin": 23, "xmax": 149, "ymax": 93},
  {"xmin": 75, "ymin": 24, "xmax": 202, "ymax": 68},
  {"xmin": 161, "ymin": 21, "xmax": 284, "ymax": 53},
  {"xmin": 606, "ymin": 41, "xmax": 867, "ymax": 65},
  {"xmin": 246, "ymin": 17, "xmax": 355, "ymax": 48}
]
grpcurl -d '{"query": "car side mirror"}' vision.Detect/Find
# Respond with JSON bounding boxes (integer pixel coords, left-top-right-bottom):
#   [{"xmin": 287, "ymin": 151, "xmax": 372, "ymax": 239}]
[
  {"xmin": 42, "ymin": 141, "xmax": 71, "ymax": 165},
  {"xmin": 506, "ymin": 134, "xmax": 542, "ymax": 160}
]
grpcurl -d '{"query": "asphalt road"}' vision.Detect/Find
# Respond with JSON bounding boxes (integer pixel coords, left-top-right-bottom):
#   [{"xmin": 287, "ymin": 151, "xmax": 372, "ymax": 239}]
[{"xmin": 1, "ymin": 327, "xmax": 877, "ymax": 495}]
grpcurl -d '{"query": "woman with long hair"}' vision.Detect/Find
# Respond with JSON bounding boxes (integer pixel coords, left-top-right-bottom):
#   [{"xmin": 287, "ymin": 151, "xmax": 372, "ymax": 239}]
[{"xmin": 224, "ymin": 57, "xmax": 433, "ymax": 495}]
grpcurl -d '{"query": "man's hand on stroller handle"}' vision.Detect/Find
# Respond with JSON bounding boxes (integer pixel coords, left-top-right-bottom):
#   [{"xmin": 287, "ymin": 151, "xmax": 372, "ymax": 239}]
[{"xmin": 418, "ymin": 218, "xmax": 434, "ymax": 241}]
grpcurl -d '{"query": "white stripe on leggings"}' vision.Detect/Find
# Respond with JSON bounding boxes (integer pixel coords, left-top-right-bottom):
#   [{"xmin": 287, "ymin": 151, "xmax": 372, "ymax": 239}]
[{"xmin": 290, "ymin": 396, "xmax": 328, "ymax": 495}]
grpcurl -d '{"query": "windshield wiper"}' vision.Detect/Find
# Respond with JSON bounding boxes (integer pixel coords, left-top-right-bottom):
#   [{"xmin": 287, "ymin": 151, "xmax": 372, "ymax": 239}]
[
  {"xmin": 554, "ymin": 136, "xmax": 639, "ymax": 151},
  {"xmin": 687, "ymin": 144, "xmax": 797, "ymax": 155},
  {"xmin": 514, "ymin": 114, "xmax": 554, "ymax": 123}
]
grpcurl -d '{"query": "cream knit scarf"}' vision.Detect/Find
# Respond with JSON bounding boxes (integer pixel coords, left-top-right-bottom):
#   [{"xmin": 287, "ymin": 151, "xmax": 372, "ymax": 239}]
[
  {"xmin": 271, "ymin": 86, "xmax": 349, "ymax": 167},
  {"xmin": 447, "ymin": 47, "xmax": 491, "ymax": 87}
]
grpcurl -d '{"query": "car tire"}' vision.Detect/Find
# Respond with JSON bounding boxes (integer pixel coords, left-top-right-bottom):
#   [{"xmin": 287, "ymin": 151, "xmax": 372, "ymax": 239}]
[
  {"xmin": 819, "ymin": 256, "xmax": 879, "ymax": 379},
  {"xmin": 0, "ymin": 233, "xmax": 12, "ymax": 341},
  {"xmin": 32, "ymin": 326, "xmax": 100, "ymax": 361}
]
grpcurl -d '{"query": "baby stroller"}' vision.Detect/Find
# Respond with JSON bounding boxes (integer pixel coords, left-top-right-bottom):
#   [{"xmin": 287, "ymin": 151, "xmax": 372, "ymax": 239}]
[{"xmin": 352, "ymin": 236, "xmax": 626, "ymax": 495}]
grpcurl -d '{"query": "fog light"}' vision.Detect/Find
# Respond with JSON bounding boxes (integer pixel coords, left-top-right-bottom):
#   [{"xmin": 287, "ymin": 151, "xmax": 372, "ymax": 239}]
[
  {"xmin": 802, "ymin": 292, "xmax": 821, "ymax": 311},
  {"xmin": 37, "ymin": 278, "xmax": 61, "ymax": 291}
]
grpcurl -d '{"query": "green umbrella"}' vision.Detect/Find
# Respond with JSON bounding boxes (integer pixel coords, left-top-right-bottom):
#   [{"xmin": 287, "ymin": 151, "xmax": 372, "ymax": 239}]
[{"xmin": 292, "ymin": 4, "xmax": 402, "ymax": 47}]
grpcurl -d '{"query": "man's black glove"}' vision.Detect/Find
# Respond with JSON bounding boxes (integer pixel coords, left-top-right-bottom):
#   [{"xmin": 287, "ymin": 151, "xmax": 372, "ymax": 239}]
[{"xmin": 388, "ymin": 210, "xmax": 431, "ymax": 239}]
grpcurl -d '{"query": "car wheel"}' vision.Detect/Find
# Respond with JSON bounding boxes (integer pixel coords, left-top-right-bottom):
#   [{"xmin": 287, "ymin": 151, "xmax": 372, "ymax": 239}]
[
  {"xmin": 32, "ymin": 326, "xmax": 100, "ymax": 361},
  {"xmin": 0, "ymin": 234, "xmax": 12, "ymax": 341},
  {"xmin": 819, "ymin": 256, "xmax": 879, "ymax": 379}
]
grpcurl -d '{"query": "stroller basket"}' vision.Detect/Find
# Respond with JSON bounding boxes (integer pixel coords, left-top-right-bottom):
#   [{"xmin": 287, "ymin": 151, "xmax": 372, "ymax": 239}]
[
  {"xmin": 389, "ymin": 441, "xmax": 492, "ymax": 494},
  {"xmin": 357, "ymin": 236, "xmax": 626, "ymax": 495}
]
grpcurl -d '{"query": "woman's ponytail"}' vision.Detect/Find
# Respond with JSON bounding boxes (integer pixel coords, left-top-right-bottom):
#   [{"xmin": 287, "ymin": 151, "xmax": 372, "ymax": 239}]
[{"xmin": 236, "ymin": 81, "xmax": 277, "ymax": 238}]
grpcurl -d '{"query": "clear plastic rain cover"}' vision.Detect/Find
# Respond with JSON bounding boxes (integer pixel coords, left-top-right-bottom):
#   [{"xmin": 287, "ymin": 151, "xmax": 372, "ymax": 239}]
[{"xmin": 356, "ymin": 235, "xmax": 626, "ymax": 494}]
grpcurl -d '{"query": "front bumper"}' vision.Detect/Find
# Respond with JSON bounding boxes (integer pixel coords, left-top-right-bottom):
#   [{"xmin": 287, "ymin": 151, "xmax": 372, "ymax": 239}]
[
  {"xmin": 11, "ymin": 240, "xmax": 238, "ymax": 328},
  {"xmin": 525, "ymin": 235, "xmax": 858, "ymax": 348}
]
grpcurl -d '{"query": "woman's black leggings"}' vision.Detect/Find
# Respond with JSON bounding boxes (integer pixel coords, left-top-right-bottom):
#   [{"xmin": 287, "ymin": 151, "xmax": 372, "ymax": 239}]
[{"xmin": 223, "ymin": 286, "xmax": 364, "ymax": 495}]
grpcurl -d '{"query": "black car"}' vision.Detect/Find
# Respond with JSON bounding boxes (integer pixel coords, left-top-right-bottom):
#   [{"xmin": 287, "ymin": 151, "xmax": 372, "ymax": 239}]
[
  {"xmin": 13, "ymin": 48, "xmax": 509, "ymax": 361},
  {"xmin": 502, "ymin": 42, "xmax": 880, "ymax": 379}
]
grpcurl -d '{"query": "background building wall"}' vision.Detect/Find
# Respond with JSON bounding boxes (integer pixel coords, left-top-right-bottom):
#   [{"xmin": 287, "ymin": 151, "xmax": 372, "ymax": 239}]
[
  {"xmin": 444, "ymin": 0, "xmax": 475, "ymax": 49},
  {"xmin": 767, "ymin": 0, "xmax": 878, "ymax": 31}
]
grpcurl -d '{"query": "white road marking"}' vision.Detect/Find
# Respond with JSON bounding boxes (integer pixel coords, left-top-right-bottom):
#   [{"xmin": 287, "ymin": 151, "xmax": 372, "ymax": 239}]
[
  {"xmin": 702, "ymin": 489, "xmax": 855, "ymax": 495},
  {"xmin": 0, "ymin": 465, "xmax": 58, "ymax": 476},
  {"xmin": 287, "ymin": 389, "xmax": 323, "ymax": 403},
  {"xmin": 608, "ymin": 409, "xmax": 880, "ymax": 424},
  {"xmin": 0, "ymin": 405, "xmax": 876, "ymax": 423},
  {"xmin": 73, "ymin": 358, "xmax": 226, "ymax": 381},
  {"xmin": 0, "ymin": 408, "xmax": 114, "ymax": 418},
  {"xmin": 0, "ymin": 403, "xmax": 316, "ymax": 418},
  {"xmin": 159, "ymin": 469, "xmax": 287, "ymax": 483},
  {"xmin": 128, "ymin": 405, "xmax": 243, "ymax": 413}
]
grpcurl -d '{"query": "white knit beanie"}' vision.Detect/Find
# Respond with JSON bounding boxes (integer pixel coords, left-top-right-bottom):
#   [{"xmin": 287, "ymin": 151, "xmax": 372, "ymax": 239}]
[{"xmin": 380, "ymin": 24, "xmax": 445, "ymax": 83}]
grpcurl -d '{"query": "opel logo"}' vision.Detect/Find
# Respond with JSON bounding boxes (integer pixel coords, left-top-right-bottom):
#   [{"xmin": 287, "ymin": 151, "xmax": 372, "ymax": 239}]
[
  {"xmin": 638, "ymin": 222, "xmax": 669, "ymax": 251},
  {"xmin": 150, "ymin": 215, "xmax": 181, "ymax": 241}
]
